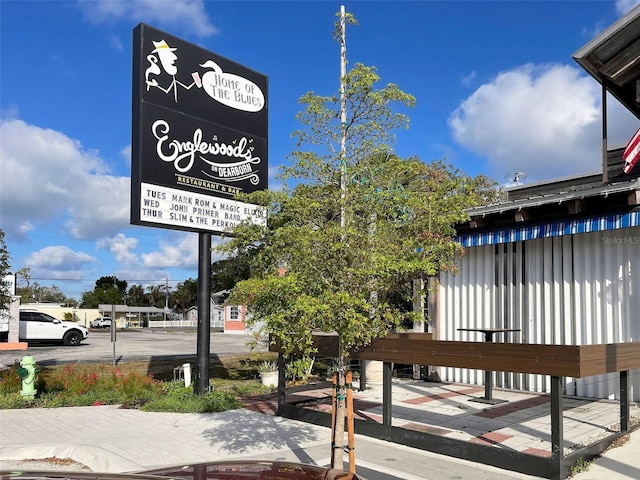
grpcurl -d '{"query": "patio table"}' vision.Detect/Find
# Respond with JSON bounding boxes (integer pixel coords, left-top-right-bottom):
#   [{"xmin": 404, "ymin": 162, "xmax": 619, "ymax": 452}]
[{"xmin": 457, "ymin": 328, "xmax": 521, "ymax": 404}]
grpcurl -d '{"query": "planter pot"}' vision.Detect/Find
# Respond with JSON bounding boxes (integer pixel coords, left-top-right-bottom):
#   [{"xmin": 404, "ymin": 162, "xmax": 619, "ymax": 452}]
[
  {"xmin": 364, "ymin": 360, "xmax": 383, "ymax": 386},
  {"xmin": 260, "ymin": 371, "xmax": 279, "ymax": 388}
]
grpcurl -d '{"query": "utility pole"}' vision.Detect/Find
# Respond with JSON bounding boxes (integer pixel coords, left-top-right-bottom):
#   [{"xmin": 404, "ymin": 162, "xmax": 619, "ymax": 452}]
[
  {"xmin": 333, "ymin": 5, "xmax": 355, "ymax": 474},
  {"xmin": 339, "ymin": 4, "xmax": 347, "ymax": 230},
  {"xmin": 165, "ymin": 277, "xmax": 169, "ymax": 309}
]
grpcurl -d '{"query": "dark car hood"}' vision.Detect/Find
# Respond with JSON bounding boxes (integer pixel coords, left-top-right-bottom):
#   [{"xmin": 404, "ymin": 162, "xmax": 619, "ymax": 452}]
[
  {"xmin": 140, "ymin": 461, "xmax": 362, "ymax": 480},
  {"xmin": 1, "ymin": 460, "xmax": 363, "ymax": 480}
]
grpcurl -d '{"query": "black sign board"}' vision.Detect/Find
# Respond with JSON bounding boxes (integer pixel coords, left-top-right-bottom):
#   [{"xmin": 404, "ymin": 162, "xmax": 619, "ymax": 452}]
[{"xmin": 131, "ymin": 24, "xmax": 268, "ymax": 233}]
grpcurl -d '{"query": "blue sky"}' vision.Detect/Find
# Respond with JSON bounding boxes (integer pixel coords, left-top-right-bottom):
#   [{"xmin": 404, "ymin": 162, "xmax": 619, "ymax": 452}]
[{"xmin": 2, "ymin": 0, "xmax": 640, "ymax": 301}]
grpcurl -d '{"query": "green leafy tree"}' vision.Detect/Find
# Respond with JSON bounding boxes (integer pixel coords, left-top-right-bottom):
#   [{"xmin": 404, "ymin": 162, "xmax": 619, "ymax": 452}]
[
  {"xmin": 172, "ymin": 278, "xmax": 197, "ymax": 312},
  {"xmin": 30, "ymin": 283, "xmax": 67, "ymax": 303},
  {"xmin": 225, "ymin": 157, "xmax": 494, "ymax": 351},
  {"xmin": 211, "ymin": 255, "xmax": 252, "ymax": 292},
  {"xmin": 127, "ymin": 284, "xmax": 146, "ymax": 307},
  {"xmin": 146, "ymin": 284, "xmax": 170, "ymax": 308},
  {"xmin": 62, "ymin": 297, "xmax": 79, "ymax": 308},
  {"xmin": 15, "ymin": 267, "xmax": 33, "ymax": 303},
  {"xmin": 219, "ymin": 11, "xmax": 497, "ymax": 467},
  {"xmin": 95, "ymin": 275, "xmax": 127, "ymax": 294},
  {"xmin": 80, "ymin": 290, "xmax": 99, "ymax": 309},
  {"xmin": 80, "ymin": 276, "xmax": 127, "ymax": 308}
]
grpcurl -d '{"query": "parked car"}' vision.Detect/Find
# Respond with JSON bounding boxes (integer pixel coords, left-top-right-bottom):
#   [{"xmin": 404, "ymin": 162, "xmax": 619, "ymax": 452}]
[
  {"xmin": 90, "ymin": 317, "xmax": 112, "ymax": 329},
  {"xmin": 19, "ymin": 310, "xmax": 89, "ymax": 346}
]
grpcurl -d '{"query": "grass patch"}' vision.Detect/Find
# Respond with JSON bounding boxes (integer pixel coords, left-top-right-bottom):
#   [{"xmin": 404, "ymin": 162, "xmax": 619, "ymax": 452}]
[
  {"xmin": 141, "ymin": 382, "xmax": 241, "ymax": 413},
  {"xmin": 569, "ymin": 457, "xmax": 591, "ymax": 476},
  {"xmin": 0, "ymin": 353, "xmax": 280, "ymax": 412}
]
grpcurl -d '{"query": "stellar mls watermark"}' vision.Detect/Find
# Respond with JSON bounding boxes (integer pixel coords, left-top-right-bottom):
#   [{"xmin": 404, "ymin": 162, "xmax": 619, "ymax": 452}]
[{"xmin": 602, "ymin": 236, "xmax": 639, "ymax": 245}]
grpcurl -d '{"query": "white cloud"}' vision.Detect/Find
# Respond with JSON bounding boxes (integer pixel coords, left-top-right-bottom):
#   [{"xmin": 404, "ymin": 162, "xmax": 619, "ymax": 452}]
[
  {"xmin": 460, "ymin": 70, "xmax": 477, "ymax": 88},
  {"xmin": 109, "ymin": 34, "xmax": 124, "ymax": 52},
  {"xmin": 0, "ymin": 120, "xmax": 96, "ymax": 236},
  {"xmin": 119, "ymin": 144, "xmax": 131, "ymax": 163},
  {"xmin": 0, "ymin": 119, "xmax": 130, "ymax": 241},
  {"xmin": 448, "ymin": 63, "xmax": 638, "ymax": 182},
  {"xmin": 140, "ymin": 233, "xmax": 200, "ymax": 269},
  {"xmin": 1, "ymin": 104, "xmax": 19, "ymax": 120},
  {"xmin": 97, "ymin": 234, "xmax": 139, "ymax": 264},
  {"xmin": 65, "ymin": 174, "xmax": 131, "ymax": 239},
  {"xmin": 76, "ymin": 0, "xmax": 217, "ymax": 38},
  {"xmin": 616, "ymin": 0, "xmax": 640, "ymax": 15},
  {"xmin": 25, "ymin": 246, "xmax": 96, "ymax": 280}
]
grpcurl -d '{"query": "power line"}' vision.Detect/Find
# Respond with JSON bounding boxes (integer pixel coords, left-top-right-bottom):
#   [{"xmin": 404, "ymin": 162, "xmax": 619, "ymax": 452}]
[{"xmin": 25, "ymin": 277, "xmax": 193, "ymax": 283}]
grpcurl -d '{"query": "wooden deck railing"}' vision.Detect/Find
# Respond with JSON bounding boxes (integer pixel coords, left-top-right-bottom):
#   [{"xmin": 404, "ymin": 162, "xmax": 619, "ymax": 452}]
[{"xmin": 270, "ymin": 332, "xmax": 640, "ymax": 480}]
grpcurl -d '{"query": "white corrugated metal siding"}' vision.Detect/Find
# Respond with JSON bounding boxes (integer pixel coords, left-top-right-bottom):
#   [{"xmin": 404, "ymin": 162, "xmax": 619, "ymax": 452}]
[{"xmin": 439, "ymin": 226, "xmax": 640, "ymax": 400}]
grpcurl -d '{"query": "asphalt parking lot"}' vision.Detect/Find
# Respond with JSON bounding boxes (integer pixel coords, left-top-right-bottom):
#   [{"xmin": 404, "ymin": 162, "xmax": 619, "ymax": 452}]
[{"xmin": 0, "ymin": 329, "xmax": 263, "ymax": 366}]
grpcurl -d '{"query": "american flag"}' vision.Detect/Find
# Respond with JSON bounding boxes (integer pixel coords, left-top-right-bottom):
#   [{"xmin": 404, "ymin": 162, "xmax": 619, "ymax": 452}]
[{"xmin": 623, "ymin": 127, "xmax": 640, "ymax": 174}]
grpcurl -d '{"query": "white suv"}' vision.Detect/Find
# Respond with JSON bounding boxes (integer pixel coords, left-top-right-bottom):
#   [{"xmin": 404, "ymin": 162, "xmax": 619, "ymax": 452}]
[
  {"xmin": 19, "ymin": 310, "xmax": 89, "ymax": 346},
  {"xmin": 90, "ymin": 317, "xmax": 112, "ymax": 328}
]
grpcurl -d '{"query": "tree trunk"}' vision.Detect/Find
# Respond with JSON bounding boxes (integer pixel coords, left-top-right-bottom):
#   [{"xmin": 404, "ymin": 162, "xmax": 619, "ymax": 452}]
[{"xmin": 332, "ymin": 369, "xmax": 346, "ymax": 469}]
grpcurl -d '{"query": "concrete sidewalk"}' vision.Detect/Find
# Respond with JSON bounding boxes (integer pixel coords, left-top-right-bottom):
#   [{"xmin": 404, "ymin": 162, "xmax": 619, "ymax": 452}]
[
  {"xmin": 1, "ymin": 379, "xmax": 639, "ymax": 480},
  {"xmin": 0, "ymin": 405, "xmax": 542, "ymax": 480}
]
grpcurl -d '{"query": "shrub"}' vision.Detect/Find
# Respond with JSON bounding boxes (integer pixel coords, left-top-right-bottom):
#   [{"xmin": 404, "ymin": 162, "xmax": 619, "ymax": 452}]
[
  {"xmin": 0, "ymin": 363, "xmax": 22, "ymax": 395},
  {"xmin": 0, "ymin": 357, "xmax": 275, "ymax": 412},
  {"xmin": 0, "ymin": 363, "xmax": 162, "ymax": 408},
  {"xmin": 141, "ymin": 382, "xmax": 241, "ymax": 413}
]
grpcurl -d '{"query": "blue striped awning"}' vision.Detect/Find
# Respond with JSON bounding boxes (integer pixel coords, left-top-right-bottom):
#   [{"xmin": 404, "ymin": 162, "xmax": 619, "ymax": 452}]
[{"xmin": 456, "ymin": 211, "xmax": 639, "ymax": 247}]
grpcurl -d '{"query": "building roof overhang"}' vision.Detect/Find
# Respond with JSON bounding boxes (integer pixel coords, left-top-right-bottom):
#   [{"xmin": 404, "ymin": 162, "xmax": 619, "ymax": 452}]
[
  {"xmin": 573, "ymin": 4, "xmax": 640, "ymax": 119},
  {"xmin": 458, "ymin": 150, "xmax": 640, "ymax": 235},
  {"xmin": 98, "ymin": 304, "xmax": 166, "ymax": 314},
  {"xmin": 469, "ymin": 177, "xmax": 640, "ymax": 218}
]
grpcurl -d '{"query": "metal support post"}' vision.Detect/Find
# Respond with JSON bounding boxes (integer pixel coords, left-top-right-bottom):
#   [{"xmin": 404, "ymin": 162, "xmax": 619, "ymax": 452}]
[
  {"xmin": 620, "ymin": 370, "xmax": 629, "ymax": 432},
  {"xmin": 550, "ymin": 375, "xmax": 564, "ymax": 480},
  {"xmin": 382, "ymin": 361, "xmax": 392, "ymax": 440},
  {"xmin": 195, "ymin": 232, "xmax": 211, "ymax": 395},
  {"xmin": 277, "ymin": 353, "xmax": 286, "ymax": 415},
  {"xmin": 359, "ymin": 360, "xmax": 366, "ymax": 391}
]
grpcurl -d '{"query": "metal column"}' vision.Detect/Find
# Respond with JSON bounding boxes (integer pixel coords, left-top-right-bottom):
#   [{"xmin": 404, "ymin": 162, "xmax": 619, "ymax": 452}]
[
  {"xmin": 620, "ymin": 370, "xmax": 630, "ymax": 432},
  {"xmin": 195, "ymin": 232, "xmax": 211, "ymax": 395},
  {"xmin": 550, "ymin": 375, "xmax": 564, "ymax": 480},
  {"xmin": 382, "ymin": 361, "xmax": 393, "ymax": 440}
]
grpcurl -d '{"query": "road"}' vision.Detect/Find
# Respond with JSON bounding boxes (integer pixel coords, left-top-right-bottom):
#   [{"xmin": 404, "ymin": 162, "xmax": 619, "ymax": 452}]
[{"xmin": 0, "ymin": 329, "xmax": 264, "ymax": 366}]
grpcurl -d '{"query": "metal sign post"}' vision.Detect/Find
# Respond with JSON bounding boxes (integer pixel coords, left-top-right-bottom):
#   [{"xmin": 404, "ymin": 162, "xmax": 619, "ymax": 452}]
[
  {"xmin": 111, "ymin": 303, "xmax": 117, "ymax": 367},
  {"xmin": 196, "ymin": 232, "xmax": 211, "ymax": 395}
]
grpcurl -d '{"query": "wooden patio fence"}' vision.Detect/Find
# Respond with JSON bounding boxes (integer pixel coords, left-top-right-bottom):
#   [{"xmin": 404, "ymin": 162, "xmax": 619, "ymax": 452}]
[{"xmin": 270, "ymin": 332, "xmax": 640, "ymax": 480}]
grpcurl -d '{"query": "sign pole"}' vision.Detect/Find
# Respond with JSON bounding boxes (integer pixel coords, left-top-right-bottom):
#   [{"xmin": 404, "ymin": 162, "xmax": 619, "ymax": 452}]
[
  {"xmin": 111, "ymin": 303, "xmax": 116, "ymax": 367},
  {"xmin": 195, "ymin": 232, "xmax": 212, "ymax": 395}
]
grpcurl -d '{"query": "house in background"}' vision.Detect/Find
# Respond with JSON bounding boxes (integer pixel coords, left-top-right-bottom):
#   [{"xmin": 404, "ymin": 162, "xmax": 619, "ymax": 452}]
[
  {"xmin": 435, "ymin": 6, "xmax": 640, "ymax": 401},
  {"xmin": 212, "ymin": 290, "xmax": 249, "ymax": 334},
  {"xmin": 224, "ymin": 304, "xmax": 249, "ymax": 334},
  {"xmin": 210, "ymin": 302, "xmax": 224, "ymax": 330},
  {"xmin": 97, "ymin": 304, "xmax": 167, "ymax": 328}
]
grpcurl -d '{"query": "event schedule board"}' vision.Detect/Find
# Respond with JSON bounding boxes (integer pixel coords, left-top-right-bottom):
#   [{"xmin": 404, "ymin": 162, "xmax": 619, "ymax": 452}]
[
  {"xmin": 139, "ymin": 183, "xmax": 266, "ymax": 231},
  {"xmin": 131, "ymin": 24, "xmax": 268, "ymax": 234}
]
